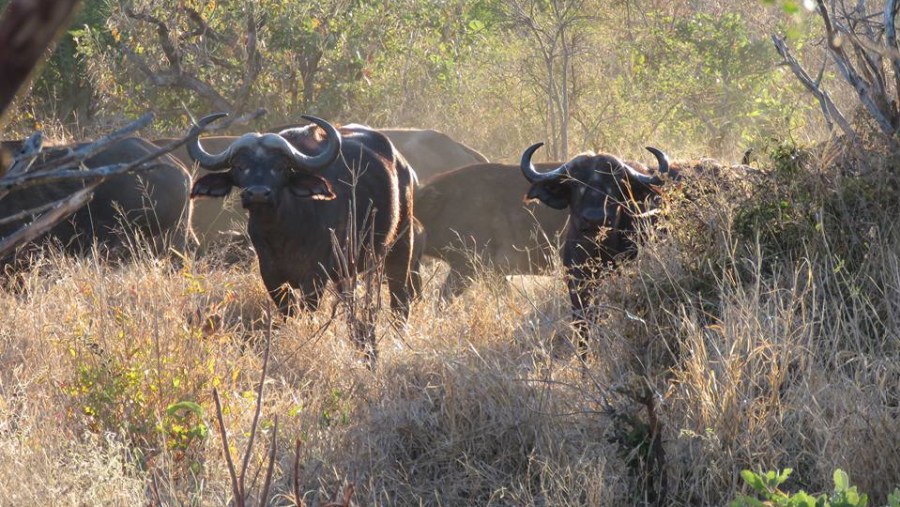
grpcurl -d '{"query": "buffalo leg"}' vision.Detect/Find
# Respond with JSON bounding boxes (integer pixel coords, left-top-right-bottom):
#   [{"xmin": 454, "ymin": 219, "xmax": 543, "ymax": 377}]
[
  {"xmin": 439, "ymin": 251, "xmax": 477, "ymax": 301},
  {"xmin": 259, "ymin": 261, "xmax": 323, "ymax": 316},
  {"xmin": 568, "ymin": 275, "xmax": 593, "ymax": 361},
  {"xmin": 440, "ymin": 266, "xmax": 473, "ymax": 300},
  {"xmin": 384, "ymin": 224, "xmax": 416, "ymax": 322}
]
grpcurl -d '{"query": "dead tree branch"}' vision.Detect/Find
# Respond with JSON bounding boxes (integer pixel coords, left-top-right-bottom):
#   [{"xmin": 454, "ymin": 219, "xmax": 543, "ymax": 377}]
[
  {"xmin": 119, "ymin": 5, "xmax": 263, "ymax": 116},
  {"xmin": 183, "ymin": 6, "xmax": 227, "ymax": 43},
  {"xmin": 775, "ymin": 0, "xmax": 900, "ymax": 139},
  {"xmin": 0, "ymin": 187, "xmax": 94, "ymax": 255},
  {"xmin": 24, "ymin": 113, "xmax": 154, "ymax": 175},
  {"xmin": 772, "ymin": 35, "xmax": 856, "ymax": 139},
  {"xmin": 818, "ymin": 0, "xmax": 896, "ymax": 134},
  {"xmin": 211, "ymin": 309, "xmax": 276, "ymax": 507},
  {"xmin": 2, "ymin": 131, "xmax": 44, "ymax": 178},
  {"xmin": 0, "ymin": 112, "xmax": 222, "ymax": 258},
  {"xmin": 124, "ymin": 8, "xmax": 181, "ymax": 71}
]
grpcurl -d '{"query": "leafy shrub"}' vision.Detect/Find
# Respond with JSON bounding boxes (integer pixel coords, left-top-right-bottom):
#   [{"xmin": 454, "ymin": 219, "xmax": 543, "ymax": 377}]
[{"xmin": 731, "ymin": 468, "xmax": 900, "ymax": 507}]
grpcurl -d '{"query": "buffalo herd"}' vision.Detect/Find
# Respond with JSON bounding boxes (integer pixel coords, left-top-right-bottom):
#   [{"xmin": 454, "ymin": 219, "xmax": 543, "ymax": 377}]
[{"xmin": 0, "ymin": 113, "xmax": 743, "ymax": 359}]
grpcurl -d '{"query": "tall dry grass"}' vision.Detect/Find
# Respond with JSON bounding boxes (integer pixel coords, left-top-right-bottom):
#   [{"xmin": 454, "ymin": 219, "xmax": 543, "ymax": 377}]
[{"xmin": 0, "ymin": 142, "xmax": 898, "ymax": 506}]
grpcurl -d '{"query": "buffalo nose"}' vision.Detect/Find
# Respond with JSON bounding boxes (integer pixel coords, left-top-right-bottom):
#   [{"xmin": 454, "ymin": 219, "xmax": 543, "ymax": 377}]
[
  {"xmin": 579, "ymin": 208, "xmax": 607, "ymax": 228},
  {"xmin": 241, "ymin": 186, "xmax": 273, "ymax": 205}
]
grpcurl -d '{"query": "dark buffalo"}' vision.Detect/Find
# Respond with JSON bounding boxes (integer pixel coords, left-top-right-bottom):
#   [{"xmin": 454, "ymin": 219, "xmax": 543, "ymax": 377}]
[
  {"xmin": 163, "ymin": 127, "xmax": 486, "ymax": 254},
  {"xmin": 0, "ymin": 136, "xmax": 193, "ymax": 262},
  {"xmin": 188, "ymin": 114, "xmax": 420, "ymax": 338},
  {"xmin": 414, "ymin": 162, "xmax": 569, "ymax": 299},
  {"xmin": 520, "ymin": 144, "xmax": 668, "ymax": 351}
]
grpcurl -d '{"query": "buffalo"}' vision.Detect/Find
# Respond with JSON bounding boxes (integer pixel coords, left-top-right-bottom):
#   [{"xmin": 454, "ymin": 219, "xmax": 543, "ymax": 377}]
[
  {"xmin": 376, "ymin": 128, "xmax": 488, "ymax": 183},
  {"xmin": 520, "ymin": 143, "xmax": 668, "ymax": 352},
  {"xmin": 414, "ymin": 162, "xmax": 569, "ymax": 299},
  {"xmin": 188, "ymin": 114, "xmax": 420, "ymax": 353},
  {"xmin": 0, "ymin": 136, "xmax": 193, "ymax": 262},
  {"xmin": 164, "ymin": 127, "xmax": 486, "ymax": 254}
]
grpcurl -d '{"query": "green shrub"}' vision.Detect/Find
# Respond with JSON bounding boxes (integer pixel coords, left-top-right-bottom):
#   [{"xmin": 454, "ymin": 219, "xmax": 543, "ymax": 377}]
[{"xmin": 731, "ymin": 468, "xmax": 900, "ymax": 507}]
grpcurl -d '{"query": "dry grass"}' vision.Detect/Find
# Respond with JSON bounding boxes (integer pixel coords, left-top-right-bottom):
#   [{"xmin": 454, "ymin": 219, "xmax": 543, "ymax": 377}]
[{"xmin": 0, "ymin": 149, "xmax": 899, "ymax": 506}]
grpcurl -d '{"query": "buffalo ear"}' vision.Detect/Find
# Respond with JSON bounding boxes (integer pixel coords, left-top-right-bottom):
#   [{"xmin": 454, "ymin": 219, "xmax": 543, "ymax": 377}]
[
  {"xmin": 288, "ymin": 172, "xmax": 336, "ymax": 200},
  {"xmin": 525, "ymin": 181, "xmax": 570, "ymax": 210},
  {"xmin": 191, "ymin": 173, "xmax": 233, "ymax": 198}
]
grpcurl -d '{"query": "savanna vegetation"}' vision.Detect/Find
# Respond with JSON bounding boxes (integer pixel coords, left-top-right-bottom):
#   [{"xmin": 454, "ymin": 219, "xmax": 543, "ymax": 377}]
[{"xmin": 0, "ymin": 0, "xmax": 899, "ymax": 505}]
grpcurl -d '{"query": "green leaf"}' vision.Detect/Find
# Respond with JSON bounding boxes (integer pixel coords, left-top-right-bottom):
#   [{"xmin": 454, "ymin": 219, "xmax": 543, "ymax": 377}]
[
  {"xmin": 833, "ymin": 469, "xmax": 850, "ymax": 492},
  {"xmin": 741, "ymin": 470, "xmax": 767, "ymax": 493},
  {"xmin": 786, "ymin": 491, "xmax": 816, "ymax": 507},
  {"xmin": 730, "ymin": 496, "xmax": 766, "ymax": 507},
  {"xmin": 778, "ymin": 468, "xmax": 794, "ymax": 485},
  {"xmin": 887, "ymin": 488, "xmax": 900, "ymax": 507}
]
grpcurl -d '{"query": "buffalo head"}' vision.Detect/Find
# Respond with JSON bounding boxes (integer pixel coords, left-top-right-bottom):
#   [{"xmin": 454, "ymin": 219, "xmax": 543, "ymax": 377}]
[
  {"xmin": 189, "ymin": 113, "xmax": 342, "ymax": 209},
  {"xmin": 520, "ymin": 143, "xmax": 667, "ymax": 236}
]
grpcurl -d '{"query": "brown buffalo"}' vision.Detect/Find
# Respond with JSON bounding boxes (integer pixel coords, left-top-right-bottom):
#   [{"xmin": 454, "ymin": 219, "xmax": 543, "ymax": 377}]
[
  {"xmin": 377, "ymin": 128, "xmax": 488, "ymax": 183},
  {"xmin": 414, "ymin": 162, "xmax": 569, "ymax": 299},
  {"xmin": 520, "ymin": 144, "xmax": 669, "ymax": 352},
  {"xmin": 188, "ymin": 114, "xmax": 420, "ymax": 359},
  {"xmin": 0, "ymin": 136, "xmax": 193, "ymax": 262}
]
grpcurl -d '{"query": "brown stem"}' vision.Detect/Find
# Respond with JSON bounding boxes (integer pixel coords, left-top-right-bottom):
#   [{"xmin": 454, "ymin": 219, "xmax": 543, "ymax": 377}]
[
  {"xmin": 238, "ymin": 308, "xmax": 273, "ymax": 496},
  {"xmin": 213, "ymin": 388, "xmax": 243, "ymax": 506}
]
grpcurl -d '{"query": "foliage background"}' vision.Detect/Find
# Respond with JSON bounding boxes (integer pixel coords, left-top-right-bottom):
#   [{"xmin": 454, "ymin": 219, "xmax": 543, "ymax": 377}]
[{"xmin": 5, "ymin": 0, "xmax": 821, "ymax": 162}]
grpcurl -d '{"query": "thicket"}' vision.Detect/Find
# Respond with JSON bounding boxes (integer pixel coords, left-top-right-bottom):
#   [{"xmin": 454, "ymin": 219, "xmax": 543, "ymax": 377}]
[{"xmin": 4, "ymin": 0, "xmax": 815, "ymax": 162}]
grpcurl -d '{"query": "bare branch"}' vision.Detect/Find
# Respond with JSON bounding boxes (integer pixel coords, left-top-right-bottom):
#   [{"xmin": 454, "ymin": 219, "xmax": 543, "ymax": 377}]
[
  {"xmin": 182, "ymin": 6, "xmax": 227, "ymax": 43},
  {"xmin": 0, "ymin": 112, "xmax": 225, "ymax": 259},
  {"xmin": 885, "ymin": 0, "xmax": 900, "ymax": 111},
  {"xmin": 118, "ymin": 42, "xmax": 235, "ymax": 112},
  {"xmin": 26, "ymin": 113, "xmax": 154, "ymax": 174},
  {"xmin": 772, "ymin": 35, "xmax": 857, "ymax": 139},
  {"xmin": 293, "ymin": 438, "xmax": 304, "ymax": 507},
  {"xmin": 117, "ymin": 5, "xmax": 265, "ymax": 115},
  {"xmin": 2, "ymin": 131, "xmax": 44, "ymax": 178},
  {"xmin": 817, "ymin": 0, "xmax": 896, "ymax": 134},
  {"xmin": 0, "ymin": 199, "xmax": 68, "ymax": 226},
  {"xmin": 259, "ymin": 415, "xmax": 277, "ymax": 507},
  {"xmin": 213, "ymin": 388, "xmax": 243, "ymax": 506},
  {"xmin": 239, "ymin": 309, "xmax": 273, "ymax": 497},
  {"xmin": 124, "ymin": 8, "xmax": 181, "ymax": 72},
  {"xmin": 0, "ymin": 111, "xmax": 213, "ymax": 221},
  {"xmin": 0, "ymin": 186, "xmax": 94, "ymax": 257},
  {"xmin": 234, "ymin": 4, "xmax": 263, "ymax": 114}
]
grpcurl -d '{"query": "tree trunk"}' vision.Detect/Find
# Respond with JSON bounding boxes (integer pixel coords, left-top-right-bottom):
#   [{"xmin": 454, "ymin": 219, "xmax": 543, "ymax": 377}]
[{"xmin": 0, "ymin": 0, "xmax": 81, "ymax": 121}]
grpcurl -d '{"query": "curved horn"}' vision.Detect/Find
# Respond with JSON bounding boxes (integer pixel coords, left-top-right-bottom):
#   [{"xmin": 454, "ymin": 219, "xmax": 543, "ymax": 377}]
[
  {"xmin": 645, "ymin": 146, "xmax": 669, "ymax": 174},
  {"xmin": 187, "ymin": 112, "xmax": 231, "ymax": 171},
  {"xmin": 621, "ymin": 158, "xmax": 664, "ymax": 187},
  {"xmin": 293, "ymin": 114, "xmax": 341, "ymax": 171},
  {"xmin": 520, "ymin": 142, "xmax": 567, "ymax": 183}
]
